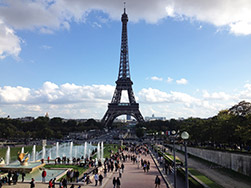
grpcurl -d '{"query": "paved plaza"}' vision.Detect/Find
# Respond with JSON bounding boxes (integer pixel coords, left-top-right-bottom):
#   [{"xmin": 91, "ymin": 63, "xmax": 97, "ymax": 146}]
[
  {"xmin": 99, "ymin": 151, "xmax": 166, "ymax": 188},
  {"xmin": 2, "ymin": 150, "xmax": 168, "ymax": 188}
]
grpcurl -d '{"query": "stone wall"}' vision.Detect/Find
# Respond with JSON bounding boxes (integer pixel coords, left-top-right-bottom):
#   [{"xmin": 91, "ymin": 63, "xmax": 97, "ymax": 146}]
[{"xmin": 174, "ymin": 145, "xmax": 251, "ymax": 177}]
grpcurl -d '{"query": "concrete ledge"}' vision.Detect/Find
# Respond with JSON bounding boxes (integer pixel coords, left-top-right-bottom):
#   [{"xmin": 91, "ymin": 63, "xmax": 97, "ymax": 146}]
[{"xmin": 149, "ymin": 149, "xmax": 172, "ymax": 188}]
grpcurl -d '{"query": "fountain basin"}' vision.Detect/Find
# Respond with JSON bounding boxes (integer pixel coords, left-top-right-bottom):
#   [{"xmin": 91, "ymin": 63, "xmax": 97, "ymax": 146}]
[
  {"xmin": 0, "ymin": 162, "xmax": 45, "ymax": 173},
  {"xmin": 19, "ymin": 168, "xmax": 67, "ymax": 182}
]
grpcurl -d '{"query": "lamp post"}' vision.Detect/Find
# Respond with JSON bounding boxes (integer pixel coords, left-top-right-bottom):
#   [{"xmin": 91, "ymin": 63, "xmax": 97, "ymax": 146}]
[
  {"xmin": 171, "ymin": 130, "xmax": 177, "ymax": 188},
  {"xmin": 181, "ymin": 131, "xmax": 190, "ymax": 188}
]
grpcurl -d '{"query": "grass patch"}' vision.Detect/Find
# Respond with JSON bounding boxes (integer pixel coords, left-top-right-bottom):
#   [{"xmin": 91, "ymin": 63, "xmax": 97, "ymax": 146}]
[
  {"xmin": 93, "ymin": 144, "xmax": 118, "ymax": 159},
  {"xmin": 165, "ymin": 153, "xmax": 182, "ymax": 164},
  {"xmin": 103, "ymin": 144, "xmax": 118, "ymax": 159},
  {"xmin": 189, "ymin": 168, "xmax": 223, "ymax": 188},
  {"xmin": 0, "ymin": 146, "xmax": 42, "ymax": 162}
]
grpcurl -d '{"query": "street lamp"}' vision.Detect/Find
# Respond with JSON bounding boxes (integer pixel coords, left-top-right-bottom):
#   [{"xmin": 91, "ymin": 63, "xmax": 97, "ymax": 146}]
[
  {"xmin": 171, "ymin": 130, "xmax": 177, "ymax": 188},
  {"xmin": 181, "ymin": 131, "xmax": 190, "ymax": 188}
]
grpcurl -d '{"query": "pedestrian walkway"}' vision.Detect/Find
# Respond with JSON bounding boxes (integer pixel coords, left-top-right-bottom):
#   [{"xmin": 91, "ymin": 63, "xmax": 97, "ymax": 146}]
[
  {"xmin": 150, "ymin": 149, "xmax": 185, "ymax": 188},
  {"xmin": 99, "ymin": 151, "xmax": 167, "ymax": 188},
  {"xmin": 2, "ymin": 182, "xmax": 51, "ymax": 188}
]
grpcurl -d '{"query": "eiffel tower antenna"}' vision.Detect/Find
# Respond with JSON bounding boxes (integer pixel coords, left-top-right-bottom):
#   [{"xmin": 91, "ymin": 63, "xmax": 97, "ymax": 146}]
[
  {"xmin": 124, "ymin": 2, "xmax": 126, "ymax": 13},
  {"xmin": 101, "ymin": 7, "xmax": 144, "ymax": 126}
]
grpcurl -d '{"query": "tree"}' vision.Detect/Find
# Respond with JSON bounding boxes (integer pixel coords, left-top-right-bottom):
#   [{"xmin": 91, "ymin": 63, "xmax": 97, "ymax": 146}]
[{"xmin": 136, "ymin": 128, "xmax": 144, "ymax": 138}]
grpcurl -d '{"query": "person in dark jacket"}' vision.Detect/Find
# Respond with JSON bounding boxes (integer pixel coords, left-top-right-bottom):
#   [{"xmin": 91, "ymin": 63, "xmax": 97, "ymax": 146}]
[
  {"xmin": 99, "ymin": 174, "xmax": 103, "ymax": 185},
  {"xmin": 116, "ymin": 177, "xmax": 121, "ymax": 188},
  {"xmin": 112, "ymin": 177, "xmax": 116, "ymax": 188},
  {"xmin": 155, "ymin": 175, "xmax": 161, "ymax": 188},
  {"xmin": 22, "ymin": 171, "xmax": 26, "ymax": 182},
  {"xmin": 121, "ymin": 163, "xmax": 124, "ymax": 172},
  {"xmin": 62, "ymin": 178, "xmax": 67, "ymax": 188},
  {"xmin": 30, "ymin": 178, "xmax": 35, "ymax": 188}
]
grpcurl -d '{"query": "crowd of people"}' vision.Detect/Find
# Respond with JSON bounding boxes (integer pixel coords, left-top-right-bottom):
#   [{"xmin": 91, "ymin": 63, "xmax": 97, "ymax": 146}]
[
  {"xmin": 0, "ymin": 170, "xmax": 26, "ymax": 186},
  {"xmin": 0, "ymin": 143, "xmax": 165, "ymax": 188}
]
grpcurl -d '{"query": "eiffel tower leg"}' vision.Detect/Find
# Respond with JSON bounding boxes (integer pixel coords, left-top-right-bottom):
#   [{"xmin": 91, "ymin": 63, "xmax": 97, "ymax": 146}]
[
  {"xmin": 134, "ymin": 111, "xmax": 144, "ymax": 123},
  {"xmin": 101, "ymin": 109, "xmax": 116, "ymax": 127}
]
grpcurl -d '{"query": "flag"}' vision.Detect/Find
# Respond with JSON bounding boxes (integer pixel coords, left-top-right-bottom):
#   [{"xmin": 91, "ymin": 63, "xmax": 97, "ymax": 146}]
[{"xmin": 166, "ymin": 131, "xmax": 171, "ymax": 136}]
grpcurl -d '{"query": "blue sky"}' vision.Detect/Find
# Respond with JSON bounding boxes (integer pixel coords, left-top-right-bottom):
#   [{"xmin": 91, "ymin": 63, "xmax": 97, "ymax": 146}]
[{"xmin": 0, "ymin": 0, "xmax": 251, "ymax": 119}]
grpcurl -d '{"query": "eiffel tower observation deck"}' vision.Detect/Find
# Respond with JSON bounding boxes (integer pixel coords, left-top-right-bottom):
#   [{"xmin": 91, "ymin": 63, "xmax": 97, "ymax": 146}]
[{"xmin": 101, "ymin": 8, "xmax": 144, "ymax": 126}]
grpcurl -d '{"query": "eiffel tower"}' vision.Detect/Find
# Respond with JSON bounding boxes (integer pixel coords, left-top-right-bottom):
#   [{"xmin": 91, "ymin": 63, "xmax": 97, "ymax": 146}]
[{"xmin": 101, "ymin": 8, "xmax": 144, "ymax": 126}]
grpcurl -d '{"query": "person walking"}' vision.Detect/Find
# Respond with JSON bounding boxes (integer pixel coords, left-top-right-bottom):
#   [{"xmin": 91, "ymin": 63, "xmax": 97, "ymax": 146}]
[
  {"xmin": 30, "ymin": 178, "xmax": 35, "ymax": 188},
  {"xmin": 119, "ymin": 168, "xmax": 122, "ymax": 178},
  {"xmin": 42, "ymin": 169, "xmax": 47, "ymax": 183},
  {"xmin": 121, "ymin": 163, "xmax": 124, "ymax": 173},
  {"xmin": 99, "ymin": 174, "xmax": 103, "ymax": 185},
  {"xmin": 62, "ymin": 178, "xmax": 67, "ymax": 188},
  {"xmin": 75, "ymin": 170, "xmax": 79, "ymax": 182},
  {"xmin": 94, "ymin": 173, "xmax": 99, "ymax": 186},
  {"xmin": 104, "ymin": 167, "xmax": 107, "ymax": 177},
  {"xmin": 116, "ymin": 177, "xmax": 121, "ymax": 188},
  {"xmin": 112, "ymin": 177, "xmax": 117, "ymax": 188},
  {"xmin": 59, "ymin": 179, "xmax": 63, "ymax": 188},
  {"xmin": 52, "ymin": 178, "xmax": 56, "ymax": 188},
  {"xmin": 143, "ymin": 163, "xmax": 147, "ymax": 172},
  {"xmin": 70, "ymin": 170, "xmax": 74, "ymax": 182},
  {"xmin": 155, "ymin": 175, "xmax": 161, "ymax": 188},
  {"xmin": 12, "ymin": 171, "xmax": 17, "ymax": 184},
  {"xmin": 49, "ymin": 179, "xmax": 53, "ymax": 188},
  {"xmin": 22, "ymin": 171, "xmax": 25, "ymax": 182},
  {"xmin": 147, "ymin": 163, "xmax": 150, "ymax": 172},
  {"xmin": 7, "ymin": 171, "xmax": 11, "ymax": 185}
]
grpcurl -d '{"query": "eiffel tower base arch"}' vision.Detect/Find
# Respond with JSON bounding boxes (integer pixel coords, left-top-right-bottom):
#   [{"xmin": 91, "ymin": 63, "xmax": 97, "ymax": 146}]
[{"xmin": 101, "ymin": 103, "xmax": 144, "ymax": 127}]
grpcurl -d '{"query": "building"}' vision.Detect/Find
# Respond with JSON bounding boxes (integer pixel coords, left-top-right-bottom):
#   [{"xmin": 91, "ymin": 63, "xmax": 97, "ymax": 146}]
[
  {"xmin": 145, "ymin": 114, "xmax": 166, "ymax": 121},
  {"xmin": 16, "ymin": 116, "xmax": 35, "ymax": 122}
]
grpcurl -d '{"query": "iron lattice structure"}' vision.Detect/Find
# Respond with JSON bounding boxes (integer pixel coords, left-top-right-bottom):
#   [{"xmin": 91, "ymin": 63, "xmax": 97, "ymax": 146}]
[{"xmin": 101, "ymin": 8, "xmax": 144, "ymax": 126}]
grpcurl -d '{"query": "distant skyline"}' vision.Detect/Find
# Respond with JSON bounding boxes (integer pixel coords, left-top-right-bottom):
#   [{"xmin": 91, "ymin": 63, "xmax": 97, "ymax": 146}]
[{"xmin": 0, "ymin": 0, "xmax": 251, "ymax": 119}]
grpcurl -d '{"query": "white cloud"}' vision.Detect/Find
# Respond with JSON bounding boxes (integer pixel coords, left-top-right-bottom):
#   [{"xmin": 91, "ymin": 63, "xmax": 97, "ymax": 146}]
[
  {"xmin": 166, "ymin": 77, "xmax": 173, "ymax": 83},
  {"xmin": 176, "ymin": 78, "xmax": 188, "ymax": 85},
  {"xmin": 0, "ymin": 109, "xmax": 7, "ymax": 116},
  {"xmin": 165, "ymin": 6, "xmax": 175, "ymax": 17},
  {"xmin": 0, "ymin": 81, "xmax": 114, "ymax": 105},
  {"xmin": 238, "ymin": 83, "xmax": 251, "ymax": 100},
  {"xmin": 138, "ymin": 88, "xmax": 223, "ymax": 118},
  {"xmin": 41, "ymin": 45, "xmax": 52, "ymax": 50},
  {"xmin": 92, "ymin": 22, "xmax": 102, "ymax": 28},
  {"xmin": 0, "ymin": 86, "xmax": 30, "ymax": 103},
  {"xmin": 168, "ymin": 0, "xmax": 251, "ymax": 36},
  {"xmin": 202, "ymin": 90, "xmax": 232, "ymax": 100},
  {"xmin": 1, "ymin": 0, "xmax": 251, "ymax": 59},
  {"xmin": 230, "ymin": 21, "xmax": 251, "ymax": 35},
  {"xmin": 0, "ymin": 82, "xmax": 251, "ymax": 119},
  {"xmin": 0, "ymin": 19, "xmax": 21, "ymax": 59},
  {"xmin": 40, "ymin": 27, "xmax": 54, "ymax": 34},
  {"xmin": 138, "ymin": 88, "xmax": 171, "ymax": 103},
  {"xmin": 138, "ymin": 88, "xmax": 200, "ymax": 107},
  {"xmin": 244, "ymin": 83, "xmax": 251, "ymax": 90},
  {"xmin": 0, "ymin": 0, "xmax": 250, "ymax": 34},
  {"xmin": 0, "ymin": 82, "xmax": 115, "ymax": 118},
  {"xmin": 151, "ymin": 76, "xmax": 163, "ymax": 81}
]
